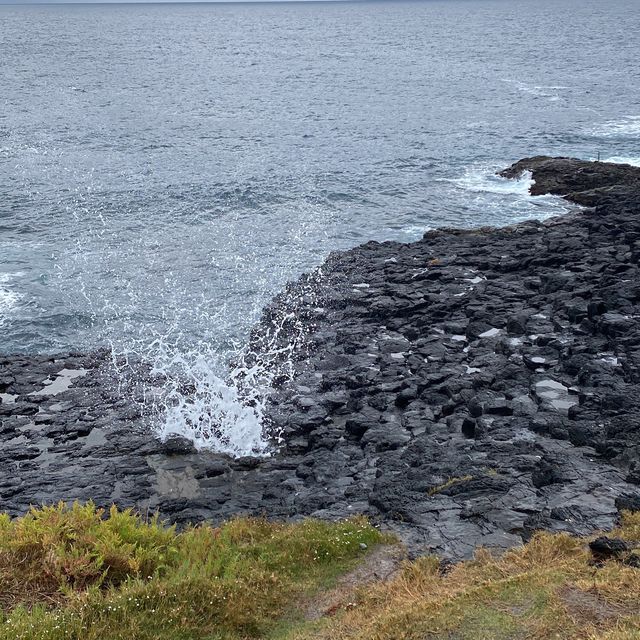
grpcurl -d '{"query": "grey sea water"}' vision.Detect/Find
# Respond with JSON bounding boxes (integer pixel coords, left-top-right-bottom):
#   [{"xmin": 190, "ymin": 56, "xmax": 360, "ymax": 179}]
[{"xmin": 1, "ymin": 0, "xmax": 639, "ymax": 357}]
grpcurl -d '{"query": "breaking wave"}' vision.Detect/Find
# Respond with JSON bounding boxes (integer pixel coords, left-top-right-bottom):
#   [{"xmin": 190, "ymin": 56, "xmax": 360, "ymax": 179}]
[
  {"xmin": 445, "ymin": 163, "xmax": 574, "ymax": 223},
  {"xmin": 0, "ymin": 273, "xmax": 22, "ymax": 328},
  {"xmin": 585, "ymin": 116, "xmax": 640, "ymax": 138},
  {"xmin": 450, "ymin": 166, "xmax": 535, "ymax": 196},
  {"xmin": 601, "ymin": 155, "xmax": 640, "ymax": 167}
]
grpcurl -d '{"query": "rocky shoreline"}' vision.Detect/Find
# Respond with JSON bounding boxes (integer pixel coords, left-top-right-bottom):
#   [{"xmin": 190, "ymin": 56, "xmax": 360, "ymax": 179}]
[{"xmin": 2, "ymin": 156, "xmax": 640, "ymax": 559}]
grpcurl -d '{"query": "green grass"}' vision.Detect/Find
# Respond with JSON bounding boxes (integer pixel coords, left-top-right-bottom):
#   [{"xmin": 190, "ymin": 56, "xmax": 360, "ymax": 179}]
[
  {"xmin": 0, "ymin": 503, "xmax": 384, "ymax": 640},
  {"xmin": 2, "ymin": 503, "xmax": 640, "ymax": 640}
]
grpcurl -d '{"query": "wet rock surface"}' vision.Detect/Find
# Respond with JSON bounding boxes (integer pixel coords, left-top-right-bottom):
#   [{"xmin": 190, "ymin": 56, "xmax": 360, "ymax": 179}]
[
  {"xmin": 500, "ymin": 155, "xmax": 640, "ymax": 203},
  {"xmin": 2, "ymin": 157, "xmax": 640, "ymax": 559}
]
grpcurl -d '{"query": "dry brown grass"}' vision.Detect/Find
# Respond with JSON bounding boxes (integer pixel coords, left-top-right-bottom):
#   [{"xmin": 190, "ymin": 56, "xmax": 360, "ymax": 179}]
[
  {"xmin": 2, "ymin": 504, "xmax": 640, "ymax": 639},
  {"xmin": 288, "ymin": 512, "xmax": 640, "ymax": 640},
  {"xmin": 426, "ymin": 475, "xmax": 475, "ymax": 497}
]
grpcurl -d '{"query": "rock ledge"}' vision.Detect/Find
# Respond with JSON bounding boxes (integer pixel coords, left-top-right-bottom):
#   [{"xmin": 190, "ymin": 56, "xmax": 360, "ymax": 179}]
[{"xmin": 2, "ymin": 157, "xmax": 640, "ymax": 559}]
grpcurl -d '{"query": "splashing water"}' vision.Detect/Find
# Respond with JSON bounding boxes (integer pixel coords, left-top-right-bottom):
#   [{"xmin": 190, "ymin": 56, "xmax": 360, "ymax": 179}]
[
  {"xmin": 95, "ymin": 256, "xmax": 320, "ymax": 457},
  {"xmin": 0, "ymin": 273, "xmax": 23, "ymax": 328},
  {"xmin": 104, "ymin": 331, "xmax": 280, "ymax": 458},
  {"xmin": 443, "ymin": 164, "xmax": 575, "ymax": 223},
  {"xmin": 53, "ymin": 174, "xmax": 330, "ymax": 457},
  {"xmin": 142, "ymin": 302, "xmax": 316, "ymax": 457},
  {"xmin": 150, "ymin": 346, "xmax": 273, "ymax": 456}
]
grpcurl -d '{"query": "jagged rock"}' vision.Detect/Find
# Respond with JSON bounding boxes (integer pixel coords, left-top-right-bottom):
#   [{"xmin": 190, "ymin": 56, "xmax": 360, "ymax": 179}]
[
  {"xmin": 500, "ymin": 156, "xmax": 640, "ymax": 197},
  {"xmin": 589, "ymin": 536, "xmax": 630, "ymax": 561},
  {"xmin": 2, "ymin": 157, "xmax": 640, "ymax": 560},
  {"xmin": 160, "ymin": 435, "xmax": 197, "ymax": 455}
]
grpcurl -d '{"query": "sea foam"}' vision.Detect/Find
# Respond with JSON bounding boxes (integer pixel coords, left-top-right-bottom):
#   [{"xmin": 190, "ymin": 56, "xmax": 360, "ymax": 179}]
[
  {"xmin": 601, "ymin": 156, "xmax": 640, "ymax": 167},
  {"xmin": 444, "ymin": 163, "xmax": 576, "ymax": 226},
  {"xmin": 450, "ymin": 166, "xmax": 535, "ymax": 196},
  {"xmin": 0, "ymin": 273, "xmax": 22, "ymax": 328},
  {"xmin": 586, "ymin": 116, "xmax": 640, "ymax": 138}
]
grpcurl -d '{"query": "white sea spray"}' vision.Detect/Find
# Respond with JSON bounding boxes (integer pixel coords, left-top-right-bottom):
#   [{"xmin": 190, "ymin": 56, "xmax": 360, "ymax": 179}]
[{"xmin": 0, "ymin": 273, "xmax": 23, "ymax": 328}]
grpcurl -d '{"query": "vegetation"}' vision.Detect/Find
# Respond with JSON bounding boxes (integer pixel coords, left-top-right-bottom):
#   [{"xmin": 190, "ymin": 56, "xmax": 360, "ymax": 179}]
[
  {"xmin": 0, "ymin": 503, "xmax": 639, "ymax": 640},
  {"xmin": 426, "ymin": 474, "xmax": 475, "ymax": 496},
  {"xmin": 291, "ymin": 512, "xmax": 640, "ymax": 640},
  {"xmin": 0, "ymin": 503, "xmax": 384, "ymax": 640}
]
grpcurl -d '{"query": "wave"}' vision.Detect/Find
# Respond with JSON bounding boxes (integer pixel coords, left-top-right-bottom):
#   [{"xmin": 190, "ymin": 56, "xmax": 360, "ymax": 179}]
[
  {"xmin": 601, "ymin": 155, "xmax": 640, "ymax": 167},
  {"xmin": 585, "ymin": 116, "xmax": 640, "ymax": 138},
  {"xmin": 449, "ymin": 165, "xmax": 535, "ymax": 196},
  {"xmin": 443, "ymin": 163, "xmax": 576, "ymax": 226},
  {"xmin": 501, "ymin": 79, "xmax": 567, "ymax": 102},
  {"xmin": 0, "ymin": 272, "xmax": 23, "ymax": 328}
]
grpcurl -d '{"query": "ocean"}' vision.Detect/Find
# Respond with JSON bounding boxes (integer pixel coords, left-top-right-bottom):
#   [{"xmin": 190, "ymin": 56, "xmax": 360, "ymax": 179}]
[{"xmin": 1, "ymin": 0, "xmax": 639, "ymax": 449}]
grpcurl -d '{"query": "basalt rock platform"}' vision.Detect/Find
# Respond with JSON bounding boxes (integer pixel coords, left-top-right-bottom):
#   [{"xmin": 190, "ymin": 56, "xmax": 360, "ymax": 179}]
[{"xmin": 2, "ymin": 156, "xmax": 640, "ymax": 559}]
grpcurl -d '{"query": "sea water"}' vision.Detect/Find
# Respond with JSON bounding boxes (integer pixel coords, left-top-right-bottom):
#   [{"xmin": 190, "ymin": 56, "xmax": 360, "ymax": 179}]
[{"xmin": 1, "ymin": 0, "xmax": 639, "ymax": 452}]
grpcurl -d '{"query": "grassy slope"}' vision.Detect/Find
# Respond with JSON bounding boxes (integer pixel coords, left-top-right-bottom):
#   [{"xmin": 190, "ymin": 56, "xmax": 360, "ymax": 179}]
[
  {"xmin": 0, "ymin": 503, "xmax": 384, "ymax": 640},
  {"xmin": 295, "ymin": 515, "xmax": 640, "ymax": 640},
  {"xmin": 0, "ymin": 503, "xmax": 639, "ymax": 640}
]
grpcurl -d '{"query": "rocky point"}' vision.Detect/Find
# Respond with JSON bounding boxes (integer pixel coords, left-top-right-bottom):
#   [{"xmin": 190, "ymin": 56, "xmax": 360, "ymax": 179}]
[{"xmin": 2, "ymin": 156, "xmax": 640, "ymax": 559}]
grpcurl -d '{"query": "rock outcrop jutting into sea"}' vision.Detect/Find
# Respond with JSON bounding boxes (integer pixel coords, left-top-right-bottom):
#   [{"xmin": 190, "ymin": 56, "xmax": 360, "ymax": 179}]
[{"xmin": 2, "ymin": 156, "xmax": 640, "ymax": 559}]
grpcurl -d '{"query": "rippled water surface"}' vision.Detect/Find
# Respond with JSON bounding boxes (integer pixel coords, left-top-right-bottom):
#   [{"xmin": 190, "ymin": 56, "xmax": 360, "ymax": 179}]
[{"xmin": 1, "ymin": 0, "xmax": 639, "ymax": 356}]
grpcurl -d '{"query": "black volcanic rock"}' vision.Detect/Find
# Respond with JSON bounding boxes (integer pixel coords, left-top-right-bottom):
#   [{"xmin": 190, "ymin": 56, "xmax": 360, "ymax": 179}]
[
  {"xmin": 2, "ymin": 157, "xmax": 640, "ymax": 560},
  {"xmin": 500, "ymin": 155, "xmax": 640, "ymax": 199},
  {"xmin": 590, "ymin": 536, "xmax": 630, "ymax": 559},
  {"xmin": 161, "ymin": 435, "xmax": 198, "ymax": 455}
]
